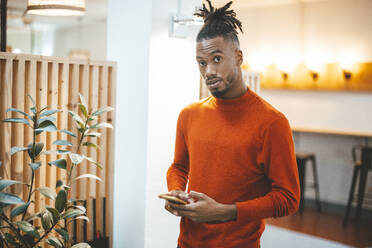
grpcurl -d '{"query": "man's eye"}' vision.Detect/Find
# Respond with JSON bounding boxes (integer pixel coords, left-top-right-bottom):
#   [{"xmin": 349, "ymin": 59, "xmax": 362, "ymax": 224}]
[
  {"xmin": 214, "ymin": 56, "xmax": 221, "ymax": 63},
  {"xmin": 199, "ymin": 61, "xmax": 206, "ymax": 67}
]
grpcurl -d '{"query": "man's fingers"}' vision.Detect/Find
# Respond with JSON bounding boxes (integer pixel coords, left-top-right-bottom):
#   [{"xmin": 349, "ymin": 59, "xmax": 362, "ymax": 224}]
[
  {"xmin": 165, "ymin": 202, "xmax": 180, "ymax": 216},
  {"xmin": 189, "ymin": 191, "xmax": 207, "ymax": 200}
]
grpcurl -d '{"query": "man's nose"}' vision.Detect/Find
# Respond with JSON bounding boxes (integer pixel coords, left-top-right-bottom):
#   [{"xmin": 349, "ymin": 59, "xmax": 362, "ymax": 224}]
[{"xmin": 205, "ymin": 65, "xmax": 217, "ymax": 79}]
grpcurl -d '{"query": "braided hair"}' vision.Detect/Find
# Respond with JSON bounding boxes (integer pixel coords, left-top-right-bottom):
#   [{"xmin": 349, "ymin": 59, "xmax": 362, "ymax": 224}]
[{"xmin": 194, "ymin": 1, "xmax": 243, "ymax": 45}]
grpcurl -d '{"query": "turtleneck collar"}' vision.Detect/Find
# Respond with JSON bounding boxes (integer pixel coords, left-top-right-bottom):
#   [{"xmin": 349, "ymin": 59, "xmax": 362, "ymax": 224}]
[{"xmin": 211, "ymin": 88, "xmax": 258, "ymax": 111}]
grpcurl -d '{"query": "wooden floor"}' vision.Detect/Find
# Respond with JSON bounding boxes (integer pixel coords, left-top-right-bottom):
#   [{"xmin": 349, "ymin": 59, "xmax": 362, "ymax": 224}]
[{"xmin": 265, "ymin": 208, "xmax": 372, "ymax": 248}]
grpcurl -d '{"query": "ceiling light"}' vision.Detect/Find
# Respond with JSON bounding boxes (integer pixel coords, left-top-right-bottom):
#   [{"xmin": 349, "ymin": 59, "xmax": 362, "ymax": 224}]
[{"xmin": 26, "ymin": 0, "xmax": 86, "ymax": 16}]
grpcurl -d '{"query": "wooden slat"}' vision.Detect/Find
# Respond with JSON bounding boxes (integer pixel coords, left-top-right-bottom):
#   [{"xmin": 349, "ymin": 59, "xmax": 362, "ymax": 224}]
[
  {"xmin": 11, "ymin": 59, "xmax": 25, "ymax": 222},
  {"xmin": 106, "ymin": 65, "xmax": 116, "ymax": 248},
  {"xmin": 35, "ymin": 61, "xmax": 48, "ymax": 228},
  {"xmin": 86, "ymin": 65, "xmax": 99, "ymax": 241},
  {"xmin": 57, "ymin": 62, "xmax": 69, "ymax": 185},
  {"xmin": 24, "ymin": 60, "xmax": 37, "ymax": 218},
  {"xmin": 96, "ymin": 66, "xmax": 108, "ymax": 236},
  {"xmin": 44, "ymin": 62, "xmax": 58, "ymax": 206},
  {"xmin": 77, "ymin": 63, "xmax": 90, "ymax": 242},
  {"xmin": 67, "ymin": 63, "xmax": 80, "ymax": 244},
  {"xmin": 1, "ymin": 59, "xmax": 13, "ymax": 221}
]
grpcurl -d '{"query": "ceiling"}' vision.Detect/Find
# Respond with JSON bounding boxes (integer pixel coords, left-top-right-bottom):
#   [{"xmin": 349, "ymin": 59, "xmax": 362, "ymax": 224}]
[{"xmin": 6, "ymin": 0, "xmax": 107, "ymax": 29}]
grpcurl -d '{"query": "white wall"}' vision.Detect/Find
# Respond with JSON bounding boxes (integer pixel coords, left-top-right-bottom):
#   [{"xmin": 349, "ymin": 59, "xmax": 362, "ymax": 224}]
[
  {"xmin": 144, "ymin": 1, "xmax": 201, "ymax": 247},
  {"xmin": 54, "ymin": 19, "xmax": 107, "ymax": 60},
  {"xmin": 237, "ymin": 0, "xmax": 372, "ymax": 206},
  {"xmin": 107, "ymin": 0, "xmax": 152, "ymax": 247}
]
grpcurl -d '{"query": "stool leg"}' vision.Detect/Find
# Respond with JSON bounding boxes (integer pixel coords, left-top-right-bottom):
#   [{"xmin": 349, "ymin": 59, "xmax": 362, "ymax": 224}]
[
  {"xmin": 356, "ymin": 148, "xmax": 371, "ymax": 221},
  {"xmin": 311, "ymin": 156, "xmax": 321, "ymax": 212},
  {"xmin": 343, "ymin": 166, "xmax": 360, "ymax": 226},
  {"xmin": 297, "ymin": 158, "xmax": 306, "ymax": 214},
  {"xmin": 355, "ymin": 165, "xmax": 368, "ymax": 221}
]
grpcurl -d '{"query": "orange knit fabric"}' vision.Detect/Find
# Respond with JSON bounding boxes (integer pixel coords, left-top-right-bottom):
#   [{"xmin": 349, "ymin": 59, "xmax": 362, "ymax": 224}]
[{"xmin": 167, "ymin": 89, "xmax": 300, "ymax": 248}]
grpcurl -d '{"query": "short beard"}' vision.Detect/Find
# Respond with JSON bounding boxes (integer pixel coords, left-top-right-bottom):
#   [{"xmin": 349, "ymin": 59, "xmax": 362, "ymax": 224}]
[{"xmin": 209, "ymin": 74, "xmax": 234, "ymax": 98}]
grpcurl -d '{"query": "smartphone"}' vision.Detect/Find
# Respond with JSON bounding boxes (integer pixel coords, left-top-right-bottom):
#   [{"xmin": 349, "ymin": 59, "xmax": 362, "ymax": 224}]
[{"xmin": 158, "ymin": 194, "xmax": 187, "ymax": 205}]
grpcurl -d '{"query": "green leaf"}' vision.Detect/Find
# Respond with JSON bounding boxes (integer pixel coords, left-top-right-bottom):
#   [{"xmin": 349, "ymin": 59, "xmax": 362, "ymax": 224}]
[
  {"xmin": 55, "ymin": 228, "xmax": 69, "ymax": 241},
  {"xmin": 61, "ymin": 209, "xmax": 84, "ymax": 219},
  {"xmin": 79, "ymin": 93, "xmax": 88, "ymax": 108},
  {"xmin": 89, "ymin": 122, "xmax": 113, "ymax": 129},
  {"xmin": 48, "ymin": 159, "xmax": 67, "ymax": 170},
  {"xmin": 46, "ymin": 206, "xmax": 60, "ymax": 224},
  {"xmin": 59, "ymin": 129, "xmax": 77, "ymax": 137},
  {"xmin": 37, "ymin": 116, "xmax": 56, "ymax": 126},
  {"xmin": 36, "ymin": 187, "xmax": 57, "ymax": 200},
  {"xmin": 46, "ymin": 236, "xmax": 63, "ymax": 248},
  {"xmin": 6, "ymin": 108, "xmax": 32, "ymax": 120},
  {"xmin": 27, "ymin": 228, "xmax": 40, "ymax": 239},
  {"xmin": 10, "ymin": 146, "xmax": 29, "ymax": 156},
  {"xmin": 30, "ymin": 106, "xmax": 37, "ymax": 114},
  {"xmin": 2, "ymin": 117, "xmax": 30, "ymax": 126},
  {"xmin": 87, "ymin": 116, "xmax": 98, "ymax": 122},
  {"xmin": 84, "ymin": 156, "xmax": 103, "ymax": 169},
  {"xmin": 68, "ymin": 111, "xmax": 85, "ymax": 126},
  {"xmin": 69, "ymin": 153, "xmax": 84, "ymax": 165},
  {"xmin": 72, "ymin": 243, "xmax": 91, "ymax": 248},
  {"xmin": 92, "ymin": 106, "xmax": 114, "ymax": 116},
  {"xmin": 16, "ymin": 220, "xmax": 35, "ymax": 233},
  {"xmin": 74, "ymin": 215, "xmax": 89, "ymax": 222},
  {"xmin": 11, "ymin": 202, "xmax": 30, "ymax": 217},
  {"xmin": 35, "ymin": 120, "xmax": 58, "ymax": 134},
  {"xmin": 29, "ymin": 162, "xmax": 41, "ymax": 171},
  {"xmin": 82, "ymin": 142, "xmax": 100, "ymax": 150},
  {"xmin": 0, "ymin": 193, "xmax": 24, "ymax": 204},
  {"xmin": 79, "ymin": 104, "xmax": 88, "ymax": 118},
  {"xmin": 0, "ymin": 179, "xmax": 24, "ymax": 191},
  {"xmin": 27, "ymin": 142, "xmax": 44, "ymax": 159},
  {"xmin": 41, "ymin": 210, "xmax": 53, "ymax": 230},
  {"xmin": 53, "ymin": 140, "xmax": 73, "ymax": 146},
  {"xmin": 56, "ymin": 180, "xmax": 63, "ymax": 188},
  {"xmin": 85, "ymin": 132, "xmax": 101, "ymax": 137},
  {"xmin": 55, "ymin": 190, "xmax": 67, "ymax": 213},
  {"xmin": 69, "ymin": 205, "xmax": 86, "ymax": 213},
  {"xmin": 74, "ymin": 174, "xmax": 102, "ymax": 182},
  {"xmin": 41, "ymin": 150, "xmax": 70, "ymax": 155},
  {"xmin": 4, "ymin": 233, "xmax": 17, "ymax": 245},
  {"xmin": 27, "ymin": 94, "xmax": 36, "ymax": 107},
  {"xmin": 40, "ymin": 109, "xmax": 61, "ymax": 118},
  {"xmin": 0, "ymin": 161, "xmax": 2, "ymax": 167}
]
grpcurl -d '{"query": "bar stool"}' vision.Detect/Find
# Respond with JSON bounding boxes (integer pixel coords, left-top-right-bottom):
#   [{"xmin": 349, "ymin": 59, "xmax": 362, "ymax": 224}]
[
  {"xmin": 343, "ymin": 145, "xmax": 372, "ymax": 225},
  {"xmin": 296, "ymin": 153, "xmax": 321, "ymax": 214}
]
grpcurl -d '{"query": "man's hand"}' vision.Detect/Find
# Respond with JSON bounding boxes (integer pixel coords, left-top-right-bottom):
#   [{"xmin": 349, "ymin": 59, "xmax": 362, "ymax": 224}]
[
  {"xmin": 167, "ymin": 191, "xmax": 237, "ymax": 223},
  {"xmin": 164, "ymin": 190, "xmax": 191, "ymax": 216}
]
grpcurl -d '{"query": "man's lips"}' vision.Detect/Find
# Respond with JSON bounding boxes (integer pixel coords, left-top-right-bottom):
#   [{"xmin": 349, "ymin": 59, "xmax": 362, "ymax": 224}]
[{"xmin": 206, "ymin": 79, "xmax": 222, "ymax": 88}]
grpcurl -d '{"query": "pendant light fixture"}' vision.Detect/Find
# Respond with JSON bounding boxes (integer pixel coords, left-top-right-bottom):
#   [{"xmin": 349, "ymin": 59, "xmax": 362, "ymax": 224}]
[{"xmin": 26, "ymin": 0, "xmax": 86, "ymax": 16}]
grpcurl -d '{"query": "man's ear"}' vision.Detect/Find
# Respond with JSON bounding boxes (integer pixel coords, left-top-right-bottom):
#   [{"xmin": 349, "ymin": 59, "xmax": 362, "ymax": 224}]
[{"xmin": 235, "ymin": 49, "xmax": 243, "ymax": 66}]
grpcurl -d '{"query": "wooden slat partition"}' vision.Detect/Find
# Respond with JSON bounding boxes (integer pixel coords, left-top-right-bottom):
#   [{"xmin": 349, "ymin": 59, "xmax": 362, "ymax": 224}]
[{"xmin": 0, "ymin": 52, "xmax": 116, "ymax": 247}]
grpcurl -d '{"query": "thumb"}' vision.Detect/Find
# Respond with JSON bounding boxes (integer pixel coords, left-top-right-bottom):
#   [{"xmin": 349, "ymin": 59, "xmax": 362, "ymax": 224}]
[{"xmin": 189, "ymin": 191, "xmax": 207, "ymax": 200}]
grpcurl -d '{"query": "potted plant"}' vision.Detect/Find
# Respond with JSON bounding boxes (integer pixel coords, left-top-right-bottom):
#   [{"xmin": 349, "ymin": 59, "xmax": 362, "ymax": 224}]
[{"xmin": 0, "ymin": 93, "xmax": 113, "ymax": 248}]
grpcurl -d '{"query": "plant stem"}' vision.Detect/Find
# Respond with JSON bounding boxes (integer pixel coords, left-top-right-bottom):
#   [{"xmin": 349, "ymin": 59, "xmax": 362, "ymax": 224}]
[
  {"xmin": 0, "ymin": 214, "xmax": 31, "ymax": 248},
  {"xmin": 22, "ymin": 114, "xmax": 37, "ymax": 221},
  {"xmin": 33, "ymin": 221, "xmax": 58, "ymax": 247},
  {"xmin": 67, "ymin": 116, "xmax": 88, "ymax": 187},
  {"xmin": 0, "ymin": 230, "xmax": 10, "ymax": 248}
]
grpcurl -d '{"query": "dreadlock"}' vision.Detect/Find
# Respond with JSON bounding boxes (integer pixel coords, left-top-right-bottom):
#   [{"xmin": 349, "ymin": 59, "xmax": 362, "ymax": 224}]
[{"xmin": 194, "ymin": 1, "xmax": 243, "ymax": 45}]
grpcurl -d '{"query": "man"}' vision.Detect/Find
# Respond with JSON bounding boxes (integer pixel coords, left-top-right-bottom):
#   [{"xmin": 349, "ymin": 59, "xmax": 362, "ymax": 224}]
[{"xmin": 164, "ymin": 1, "xmax": 300, "ymax": 247}]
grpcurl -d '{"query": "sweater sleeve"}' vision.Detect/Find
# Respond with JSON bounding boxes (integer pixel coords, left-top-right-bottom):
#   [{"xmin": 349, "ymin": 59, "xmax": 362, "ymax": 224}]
[
  {"xmin": 167, "ymin": 110, "xmax": 190, "ymax": 191},
  {"xmin": 235, "ymin": 117, "xmax": 300, "ymax": 222}
]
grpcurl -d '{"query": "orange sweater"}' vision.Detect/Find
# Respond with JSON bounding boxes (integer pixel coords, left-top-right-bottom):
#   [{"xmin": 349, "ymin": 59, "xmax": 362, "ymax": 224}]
[{"xmin": 167, "ymin": 89, "xmax": 300, "ymax": 248}]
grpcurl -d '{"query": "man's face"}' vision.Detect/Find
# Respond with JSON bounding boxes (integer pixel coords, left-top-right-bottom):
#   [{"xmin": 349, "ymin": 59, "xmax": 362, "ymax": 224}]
[{"xmin": 196, "ymin": 36, "xmax": 242, "ymax": 98}]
